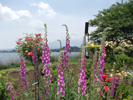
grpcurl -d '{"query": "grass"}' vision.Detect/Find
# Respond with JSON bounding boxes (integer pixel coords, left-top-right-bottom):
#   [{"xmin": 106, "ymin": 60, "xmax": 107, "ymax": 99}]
[{"xmin": 0, "ymin": 56, "xmax": 79, "ymax": 75}]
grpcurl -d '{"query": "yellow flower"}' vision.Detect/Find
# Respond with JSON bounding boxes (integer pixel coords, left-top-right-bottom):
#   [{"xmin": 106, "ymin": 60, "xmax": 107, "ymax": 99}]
[
  {"xmin": 91, "ymin": 44, "xmax": 94, "ymax": 47},
  {"xmin": 117, "ymin": 73, "xmax": 122, "ymax": 76},
  {"xmin": 87, "ymin": 42, "xmax": 90, "ymax": 45},
  {"xmin": 124, "ymin": 74, "xmax": 127, "ymax": 77},
  {"xmin": 96, "ymin": 45, "xmax": 99, "ymax": 47},
  {"xmin": 111, "ymin": 69, "xmax": 113, "ymax": 71},
  {"xmin": 121, "ymin": 71, "xmax": 124, "ymax": 74},
  {"xmin": 3, "ymin": 72, "xmax": 6, "ymax": 74},
  {"xmin": 127, "ymin": 72, "xmax": 131, "ymax": 76},
  {"xmin": 120, "ymin": 76, "xmax": 123, "ymax": 80},
  {"xmin": 104, "ymin": 54, "xmax": 106, "ymax": 57},
  {"xmin": 116, "ymin": 70, "xmax": 119, "ymax": 72},
  {"xmin": 110, "ymin": 74, "xmax": 113, "ymax": 77}
]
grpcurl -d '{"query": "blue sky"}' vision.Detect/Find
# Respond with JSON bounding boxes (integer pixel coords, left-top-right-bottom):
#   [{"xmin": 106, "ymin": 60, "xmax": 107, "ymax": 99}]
[{"xmin": 0, "ymin": 0, "xmax": 128, "ymax": 49}]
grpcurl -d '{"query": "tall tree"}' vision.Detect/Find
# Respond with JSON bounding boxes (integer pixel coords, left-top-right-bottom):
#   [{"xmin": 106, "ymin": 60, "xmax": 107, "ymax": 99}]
[{"xmin": 89, "ymin": 0, "xmax": 133, "ymax": 44}]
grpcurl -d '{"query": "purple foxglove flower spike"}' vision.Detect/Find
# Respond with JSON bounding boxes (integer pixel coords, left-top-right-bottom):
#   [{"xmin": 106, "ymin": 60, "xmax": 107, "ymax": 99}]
[
  {"xmin": 19, "ymin": 56, "xmax": 27, "ymax": 91},
  {"xmin": 62, "ymin": 24, "xmax": 71, "ymax": 69},
  {"xmin": 42, "ymin": 24, "xmax": 52, "ymax": 98},
  {"xmin": 32, "ymin": 49, "xmax": 38, "ymax": 76},
  {"xmin": 5, "ymin": 80, "xmax": 15, "ymax": 100},
  {"xmin": 56, "ymin": 51, "xmax": 65, "ymax": 96},
  {"xmin": 78, "ymin": 36, "xmax": 86, "ymax": 95}
]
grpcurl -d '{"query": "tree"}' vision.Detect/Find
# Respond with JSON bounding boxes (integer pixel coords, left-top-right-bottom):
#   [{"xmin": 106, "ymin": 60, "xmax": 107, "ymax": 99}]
[{"xmin": 89, "ymin": 0, "xmax": 133, "ymax": 44}]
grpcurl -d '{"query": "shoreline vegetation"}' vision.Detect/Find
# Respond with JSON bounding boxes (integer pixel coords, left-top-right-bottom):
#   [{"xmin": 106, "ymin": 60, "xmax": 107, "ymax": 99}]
[{"xmin": 0, "ymin": 46, "xmax": 81, "ymax": 53}]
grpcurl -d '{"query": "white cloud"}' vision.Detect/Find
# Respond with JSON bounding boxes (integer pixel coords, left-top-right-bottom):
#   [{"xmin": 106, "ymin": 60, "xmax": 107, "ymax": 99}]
[
  {"xmin": 0, "ymin": 3, "xmax": 32, "ymax": 22},
  {"xmin": 29, "ymin": 19, "xmax": 44, "ymax": 31},
  {"xmin": 31, "ymin": 2, "xmax": 56, "ymax": 18}
]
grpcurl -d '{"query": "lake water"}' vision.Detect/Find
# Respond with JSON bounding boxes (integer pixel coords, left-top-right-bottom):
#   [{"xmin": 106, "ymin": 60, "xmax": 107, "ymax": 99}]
[{"xmin": 0, "ymin": 52, "xmax": 80, "ymax": 65}]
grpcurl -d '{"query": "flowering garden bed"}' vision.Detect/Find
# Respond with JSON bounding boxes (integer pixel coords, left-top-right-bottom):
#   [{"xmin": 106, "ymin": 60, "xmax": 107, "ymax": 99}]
[{"xmin": 0, "ymin": 25, "xmax": 132, "ymax": 100}]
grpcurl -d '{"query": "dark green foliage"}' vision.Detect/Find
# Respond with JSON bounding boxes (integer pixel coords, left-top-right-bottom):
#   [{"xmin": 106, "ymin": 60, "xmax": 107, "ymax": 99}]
[
  {"xmin": 115, "ymin": 54, "xmax": 133, "ymax": 70},
  {"xmin": 0, "ymin": 65, "xmax": 12, "ymax": 70},
  {"xmin": 50, "ymin": 56, "xmax": 58, "ymax": 63},
  {"xmin": 0, "ymin": 74, "xmax": 12, "ymax": 100},
  {"xmin": 10, "ymin": 62, "xmax": 20, "ymax": 68},
  {"xmin": 86, "ymin": 58, "xmax": 93, "ymax": 79},
  {"xmin": 115, "ymin": 82, "xmax": 132, "ymax": 99},
  {"xmin": 89, "ymin": 0, "xmax": 133, "ymax": 43},
  {"xmin": 69, "ymin": 56, "xmax": 79, "ymax": 62}
]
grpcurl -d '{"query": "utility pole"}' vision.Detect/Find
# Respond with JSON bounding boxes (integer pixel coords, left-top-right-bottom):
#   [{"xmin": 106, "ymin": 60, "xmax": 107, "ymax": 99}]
[{"xmin": 84, "ymin": 22, "xmax": 89, "ymax": 59}]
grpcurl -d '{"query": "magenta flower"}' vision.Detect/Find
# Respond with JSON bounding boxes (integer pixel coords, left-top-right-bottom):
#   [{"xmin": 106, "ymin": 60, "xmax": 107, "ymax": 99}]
[
  {"xmin": 110, "ymin": 75, "xmax": 116, "ymax": 97},
  {"xmin": 19, "ymin": 56, "xmax": 27, "ymax": 91},
  {"xmin": 5, "ymin": 80, "xmax": 15, "ymax": 100},
  {"xmin": 78, "ymin": 37, "xmax": 86, "ymax": 95},
  {"xmin": 56, "ymin": 53, "xmax": 65, "ymax": 96},
  {"xmin": 32, "ymin": 49, "xmax": 38, "ymax": 76},
  {"xmin": 96, "ymin": 42, "xmax": 106, "ymax": 84},
  {"xmin": 42, "ymin": 24, "xmax": 52, "ymax": 98},
  {"xmin": 62, "ymin": 24, "xmax": 71, "ymax": 69}
]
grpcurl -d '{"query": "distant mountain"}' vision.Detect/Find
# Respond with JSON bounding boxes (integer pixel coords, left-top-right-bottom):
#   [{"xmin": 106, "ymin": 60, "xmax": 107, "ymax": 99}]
[
  {"xmin": 50, "ymin": 46, "xmax": 80, "ymax": 52},
  {"xmin": 48, "ymin": 39, "xmax": 82, "ymax": 49},
  {"xmin": 0, "ymin": 46, "xmax": 80, "ymax": 53}
]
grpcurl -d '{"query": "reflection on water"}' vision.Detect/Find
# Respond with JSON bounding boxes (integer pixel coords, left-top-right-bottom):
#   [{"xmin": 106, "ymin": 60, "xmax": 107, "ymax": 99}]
[{"xmin": 0, "ymin": 52, "xmax": 80, "ymax": 65}]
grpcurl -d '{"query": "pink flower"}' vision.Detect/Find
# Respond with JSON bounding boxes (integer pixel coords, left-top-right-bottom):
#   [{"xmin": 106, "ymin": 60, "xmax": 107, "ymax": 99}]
[
  {"xmin": 39, "ymin": 56, "xmax": 42, "ymax": 59},
  {"xmin": 25, "ymin": 50, "xmax": 28, "ymax": 53},
  {"xmin": 28, "ymin": 52, "xmax": 32, "ymax": 56},
  {"xmin": 35, "ymin": 33, "xmax": 41, "ymax": 36},
  {"xmin": 105, "ymin": 78, "xmax": 109, "ymax": 82},
  {"xmin": 16, "ymin": 42, "xmax": 21, "ymax": 45},
  {"xmin": 103, "ymin": 86, "xmax": 109, "ymax": 91},
  {"xmin": 37, "ymin": 48, "xmax": 40, "ymax": 50},
  {"xmin": 19, "ymin": 38, "xmax": 22, "ymax": 40},
  {"xmin": 102, "ymin": 74, "xmax": 108, "ymax": 79},
  {"xmin": 35, "ymin": 43, "xmax": 37, "ymax": 46},
  {"xmin": 115, "ymin": 77, "xmax": 118, "ymax": 81},
  {"xmin": 17, "ymin": 49, "xmax": 19, "ymax": 52}
]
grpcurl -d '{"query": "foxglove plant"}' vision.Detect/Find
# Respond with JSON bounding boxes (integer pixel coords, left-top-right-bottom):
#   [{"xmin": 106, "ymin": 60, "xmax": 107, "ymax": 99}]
[
  {"xmin": 97, "ymin": 43, "xmax": 106, "ymax": 84},
  {"xmin": 42, "ymin": 24, "xmax": 52, "ymax": 97},
  {"xmin": 32, "ymin": 49, "xmax": 38, "ymax": 76},
  {"xmin": 96, "ymin": 27, "xmax": 111, "ymax": 84},
  {"xmin": 111, "ymin": 75, "xmax": 116, "ymax": 97},
  {"xmin": 5, "ymin": 80, "xmax": 15, "ymax": 100},
  {"xmin": 56, "ymin": 51, "xmax": 65, "ymax": 96},
  {"xmin": 20, "ymin": 56, "xmax": 27, "ymax": 91},
  {"xmin": 78, "ymin": 36, "xmax": 86, "ymax": 95},
  {"xmin": 62, "ymin": 24, "xmax": 71, "ymax": 69}
]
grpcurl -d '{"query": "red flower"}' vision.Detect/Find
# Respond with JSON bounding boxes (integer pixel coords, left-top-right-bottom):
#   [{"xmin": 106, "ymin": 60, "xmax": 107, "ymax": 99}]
[
  {"xmin": 19, "ymin": 38, "xmax": 22, "ymax": 40},
  {"xmin": 115, "ymin": 77, "xmax": 118, "ymax": 81},
  {"xmin": 28, "ymin": 52, "xmax": 32, "ymax": 56},
  {"xmin": 103, "ymin": 86, "xmax": 109, "ymax": 91},
  {"xmin": 17, "ymin": 49, "xmax": 19, "ymax": 52},
  {"xmin": 16, "ymin": 42, "xmax": 21, "ymax": 45},
  {"xmin": 25, "ymin": 37, "xmax": 33, "ymax": 41},
  {"xmin": 105, "ymin": 78, "xmax": 109, "ymax": 82},
  {"xmin": 37, "ymin": 48, "xmax": 40, "ymax": 50},
  {"xmin": 39, "ymin": 56, "xmax": 42, "ymax": 59},
  {"xmin": 35, "ymin": 33, "xmax": 41, "ymax": 36},
  {"xmin": 35, "ymin": 43, "xmax": 37, "ymax": 46},
  {"xmin": 39, "ymin": 38, "xmax": 43, "ymax": 41},
  {"xmin": 109, "ymin": 77, "xmax": 112, "ymax": 81},
  {"xmin": 27, "ymin": 45, "xmax": 30, "ymax": 48},
  {"xmin": 102, "ymin": 74, "xmax": 108, "ymax": 79},
  {"xmin": 90, "ymin": 74, "xmax": 94, "ymax": 78},
  {"xmin": 25, "ymin": 50, "xmax": 28, "ymax": 53},
  {"xmin": 24, "ymin": 43, "xmax": 27, "ymax": 45}
]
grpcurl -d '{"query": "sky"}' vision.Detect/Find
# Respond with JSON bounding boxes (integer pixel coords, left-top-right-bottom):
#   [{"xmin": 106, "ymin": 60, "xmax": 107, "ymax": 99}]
[{"xmin": 0, "ymin": 0, "xmax": 128, "ymax": 49}]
